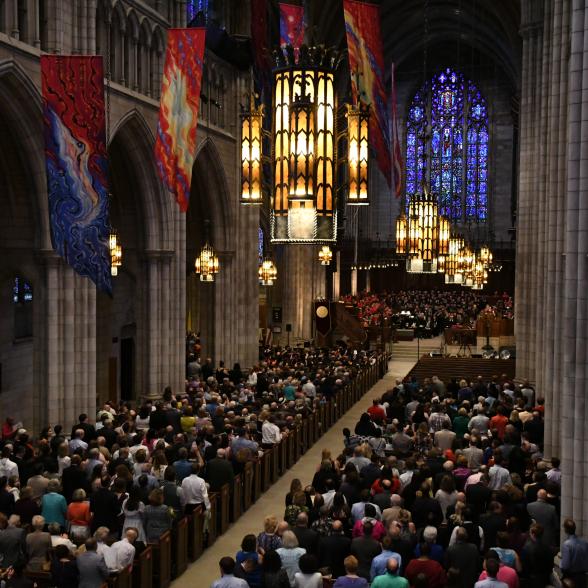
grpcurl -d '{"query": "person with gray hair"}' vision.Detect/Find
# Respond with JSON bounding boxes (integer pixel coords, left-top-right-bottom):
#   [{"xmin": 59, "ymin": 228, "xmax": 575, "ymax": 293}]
[
  {"xmin": 26, "ymin": 515, "xmax": 51, "ymax": 571},
  {"xmin": 277, "ymin": 530, "xmax": 307, "ymax": 586},
  {"xmin": 414, "ymin": 526, "xmax": 444, "ymax": 563},
  {"xmin": 41, "ymin": 478, "xmax": 67, "ymax": 529}
]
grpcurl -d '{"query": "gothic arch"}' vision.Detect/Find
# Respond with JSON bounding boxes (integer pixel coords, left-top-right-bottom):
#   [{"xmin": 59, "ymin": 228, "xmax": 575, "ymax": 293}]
[
  {"xmin": 0, "ymin": 59, "xmax": 48, "ymax": 249},
  {"xmin": 109, "ymin": 109, "xmax": 172, "ymax": 251}
]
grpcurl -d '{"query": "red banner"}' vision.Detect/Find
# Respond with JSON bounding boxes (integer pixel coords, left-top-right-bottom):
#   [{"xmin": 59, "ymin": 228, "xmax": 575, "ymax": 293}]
[
  {"xmin": 390, "ymin": 62, "xmax": 404, "ymax": 198},
  {"xmin": 154, "ymin": 28, "xmax": 206, "ymax": 212},
  {"xmin": 280, "ymin": 3, "xmax": 305, "ymax": 50},
  {"xmin": 251, "ymin": 0, "xmax": 271, "ymax": 98},
  {"xmin": 343, "ymin": 0, "xmax": 391, "ymax": 187}
]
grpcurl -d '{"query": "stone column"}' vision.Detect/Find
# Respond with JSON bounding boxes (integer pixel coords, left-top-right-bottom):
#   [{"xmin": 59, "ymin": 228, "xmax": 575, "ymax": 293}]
[
  {"xmin": 11, "ymin": 0, "xmax": 19, "ymax": 39},
  {"xmin": 145, "ymin": 252, "xmax": 160, "ymax": 399},
  {"xmin": 87, "ymin": 0, "xmax": 97, "ymax": 54},
  {"xmin": 32, "ymin": 0, "xmax": 41, "ymax": 48}
]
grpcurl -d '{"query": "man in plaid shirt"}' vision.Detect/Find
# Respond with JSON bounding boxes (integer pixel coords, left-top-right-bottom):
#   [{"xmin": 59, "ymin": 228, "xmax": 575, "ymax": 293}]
[{"xmin": 428, "ymin": 403, "xmax": 451, "ymax": 433}]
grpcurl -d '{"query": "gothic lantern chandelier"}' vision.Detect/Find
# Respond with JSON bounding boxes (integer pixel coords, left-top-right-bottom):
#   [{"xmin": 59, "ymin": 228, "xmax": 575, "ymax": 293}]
[
  {"xmin": 460, "ymin": 245, "xmax": 475, "ymax": 287},
  {"xmin": 444, "ymin": 235, "xmax": 464, "ymax": 284},
  {"xmin": 398, "ymin": 187, "xmax": 441, "ymax": 273},
  {"xmin": 479, "ymin": 245, "xmax": 493, "ymax": 267},
  {"xmin": 240, "ymin": 45, "xmax": 365, "ymax": 245},
  {"xmin": 258, "ymin": 257, "xmax": 278, "ymax": 286},
  {"xmin": 240, "ymin": 99, "xmax": 264, "ymax": 205},
  {"xmin": 346, "ymin": 102, "xmax": 370, "ymax": 205},
  {"xmin": 395, "ymin": 212, "xmax": 407, "ymax": 254},
  {"xmin": 109, "ymin": 229, "xmax": 122, "ymax": 276},
  {"xmin": 318, "ymin": 245, "xmax": 333, "ymax": 265},
  {"xmin": 195, "ymin": 220, "xmax": 219, "ymax": 282}
]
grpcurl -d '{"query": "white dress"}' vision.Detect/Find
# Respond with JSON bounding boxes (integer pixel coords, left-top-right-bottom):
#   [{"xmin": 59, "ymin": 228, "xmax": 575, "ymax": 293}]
[{"xmin": 121, "ymin": 498, "xmax": 147, "ymax": 543}]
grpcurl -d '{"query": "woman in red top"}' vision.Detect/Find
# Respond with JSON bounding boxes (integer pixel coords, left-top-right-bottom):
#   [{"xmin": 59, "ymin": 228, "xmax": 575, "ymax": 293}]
[
  {"xmin": 490, "ymin": 407, "xmax": 509, "ymax": 440},
  {"xmin": 66, "ymin": 488, "xmax": 92, "ymax": 543}
]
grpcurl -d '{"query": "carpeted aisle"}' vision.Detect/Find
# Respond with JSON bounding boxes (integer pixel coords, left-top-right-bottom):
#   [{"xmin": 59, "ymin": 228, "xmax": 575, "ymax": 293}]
[{"xmin": 171, "ymin": 355, "xmax": 417, "ymax": 588}]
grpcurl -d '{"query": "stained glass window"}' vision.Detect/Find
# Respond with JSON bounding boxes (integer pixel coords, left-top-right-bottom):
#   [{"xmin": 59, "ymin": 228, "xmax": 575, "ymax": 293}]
[
  {"xmin": 13, "ymin": 277, "xmax": 33, "ymax": 304},
  {"xmin": 258, "ymin": 227, "xmax": 264, "ymax": 263},
  {"xmin": 406, "ymin": 68, "xmax": 488, "ymax": 222},
  {"xmin": 187, "ymin": 0, "xmax": 209, "ymax": 23}
]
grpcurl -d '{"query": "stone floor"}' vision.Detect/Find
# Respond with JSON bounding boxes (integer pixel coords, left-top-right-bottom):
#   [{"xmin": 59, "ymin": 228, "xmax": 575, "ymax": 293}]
[{"xmin": 171, "ymin": 351, "xmax": 418, "ymax": 588}]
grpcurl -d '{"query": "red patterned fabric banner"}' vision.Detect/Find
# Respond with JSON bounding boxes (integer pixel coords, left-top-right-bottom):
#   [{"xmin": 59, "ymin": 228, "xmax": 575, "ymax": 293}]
[
  {"xmin": 251, "ymin": 0, "xmax": 271, "ymax": 98},
  {"xmin": 154, "ymin": 28, "xmax": 206, "ymax": 213},
  {"xmin": 343, "ymin": 0, "xmax": 391, "ymax": 187},
  {"xmin": 390, "ymin": 62, "xmax": 404, "ymax": 198},
  {"xmin": 280, "ymin": 3, "xmax": 305, "ymax": 50},
  {"xmin": 41, "ymin": 56, "xmax": 112, "ymax": 293}
]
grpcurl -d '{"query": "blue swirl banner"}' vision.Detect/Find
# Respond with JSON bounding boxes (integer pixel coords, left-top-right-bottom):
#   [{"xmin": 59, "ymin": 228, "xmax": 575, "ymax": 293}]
[{"xmin": 41, "ymin": 55, "xmax": 112, "ymax": 294}]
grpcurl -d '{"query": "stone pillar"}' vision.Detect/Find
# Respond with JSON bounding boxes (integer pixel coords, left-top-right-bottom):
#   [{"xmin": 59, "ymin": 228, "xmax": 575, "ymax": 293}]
[
  {"xmin": 87, "ymin": 0, "xmax": 97, "ymax": 54},
  {"xmin": 281, "ymin": 245, "xmax": 325, "ymax": 342},
  {"xmin": 145, "ymin": 252, "xmax": 160, "ymax": 399},
  {"xmin": 33, "ymin": 0, "xmax": 40, "ymax": 48},
  {"xmin": 11, "ymin": 0, "xmax": 19, "ymax": 38}
]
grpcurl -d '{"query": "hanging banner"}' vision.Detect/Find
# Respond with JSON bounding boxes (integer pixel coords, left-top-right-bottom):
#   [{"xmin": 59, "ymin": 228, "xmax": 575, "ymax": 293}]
[
  {"xmin": 280, "ymin": 3, "xmax": 305, "ymax": 50},
  {"xmin": 343, "ymin": 0, "xmax": 391, "ymax": 187},
  {"xmin": 154, "ymin": 28, "xmax": 206, "ymax": 213},
  {"xmin": 41, "ymin": 55, "xmax": 112, "ymax": 294},
  {"xmin": 251, "ymin": 0, "xmax": 271, "ymax": 99},
  {"xmin": 390, "ymin": 62, "xmax": 404, "ymax": 198}
]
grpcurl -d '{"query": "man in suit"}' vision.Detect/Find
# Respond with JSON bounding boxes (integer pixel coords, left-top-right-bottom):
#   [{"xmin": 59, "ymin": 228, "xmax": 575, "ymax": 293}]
[
  {"xmin": 205, "ymin": 448, "xmax": 235, "ymax": 492},
  {"xmin": 444, "ymin": 527, "xmax": 481, "ymax": 588},
  {"xmin": 71, "ymin": 414, "xmax": 96, "ymax": 443},
  {"xmin": 527, "ymin": 489, "xmax": 559, "ymax": 550},
  {"xmin": 292, "ymin": 512, "xmax": 319, "ymax": 556},
  {"xmin": 77, "ymin": 538, "xmax": 110, "ymax": 588},
  {"xmin": 89, "ymin": 476, "xmax": 121, "ymax": 534},
  {"xmin": 318, "ymin": 520, "xmax": 351, "ymax": 578},
  {"xmin": 0, "ymin": 512, "xmax": 25, "ymax": 568},
  {"xmin": 351, "ymin": 521, "xmax": 382, "ymax": 581}
]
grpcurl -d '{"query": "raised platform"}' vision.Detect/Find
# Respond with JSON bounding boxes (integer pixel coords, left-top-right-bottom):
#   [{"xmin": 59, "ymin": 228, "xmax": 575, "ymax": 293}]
[{"xmin": 406, "ymin": 356, "xmax": 516, "ymax": 385}]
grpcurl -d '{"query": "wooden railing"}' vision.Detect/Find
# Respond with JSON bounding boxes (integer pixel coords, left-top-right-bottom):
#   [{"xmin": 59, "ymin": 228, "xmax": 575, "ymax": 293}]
[{"xmin": 72, "ymin": 354, "xmax": 390, "ymax": 588}]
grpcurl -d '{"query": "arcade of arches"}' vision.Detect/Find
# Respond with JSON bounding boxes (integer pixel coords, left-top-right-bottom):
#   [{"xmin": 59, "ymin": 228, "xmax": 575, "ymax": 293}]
[{"xmin": 1, "ymin": 0, "xmax": 588, "ymax": 560}]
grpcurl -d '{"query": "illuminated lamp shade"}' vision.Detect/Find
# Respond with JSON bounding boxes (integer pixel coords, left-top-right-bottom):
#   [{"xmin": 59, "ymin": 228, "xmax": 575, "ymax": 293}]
[
  {"xmin": 346, "ymin": 103, "xmax": 370, "ymax": 205},
  {"xmin": 444, "ymin": 236, "xmax": 464, "ymax": 284},
  {"xmin": 259, "ymin": 258, "xmax": 278, "ymax": 286},
  {"xmin": 318, "ymin": 245, "xmax": 333, "ymax": 265},
  {"xmin": 395, "ymin": 212, "xmax": 407, "ymax": 254},
  {"xmin": 195, "ymin": 242, "xmax": 219, "ymax": 283},
  {"xmin": 240, "ymin": 102, "xmax": 263, "ymax": 205},
  {"xmin": 438, "ymin": 216, "xmax": 450, "ymax": 255},
  {"xmin": 109, "ymin": 229, "xmax": 122, "ymax": 276},
  {"xmin": 406, "ymin": 189, "xmax": 439, "ymax": 273},
  {"xmin": 289, "ymin": 90, "xmax": 315, "ymax": 201},
  {"xmin": 479, "ymin": 245, "xmax": 493, "ymax": 267}
]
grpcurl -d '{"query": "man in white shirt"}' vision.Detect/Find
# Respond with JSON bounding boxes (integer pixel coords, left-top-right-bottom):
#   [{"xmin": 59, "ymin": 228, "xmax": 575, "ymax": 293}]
[
  {"xmin": 261, "ymin": 416, "xmax": 282, "ymax": 446},
  {"xmin": 181, "ymin": 463, "xmax": 211, "ymax": 514},
  {"xmin": 0, "ymin": 447, "xmax": 18, "ymax": 479},
  {"xmin": 468, "ymin": 409, "xmax": 490, "ymax": 437},
  {"xmin": 302, "ymin": 377, "xmax": 316, "ymax": 398},
  {"xmin": 109, "ymin": 529, "xmax": 138, "ymax": 572}
]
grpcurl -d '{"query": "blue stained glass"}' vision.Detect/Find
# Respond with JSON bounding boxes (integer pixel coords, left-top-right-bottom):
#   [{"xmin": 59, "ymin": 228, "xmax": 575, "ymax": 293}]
[
  {"xmin": 13, "ymin": 277, "xmax": 33, "ymax": 304},
  {"xmin": 258, "ymin": 227, "xmax": 264, "ymax": 263},
  {"xmin": 405, "ymin": 68, "xmax": 488, "ymax": 223}
]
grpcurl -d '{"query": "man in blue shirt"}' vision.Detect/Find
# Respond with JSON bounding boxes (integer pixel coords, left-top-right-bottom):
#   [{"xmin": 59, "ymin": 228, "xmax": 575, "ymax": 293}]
[
  {"xmin": 370, "ymin": 536, "xmax": 402, "ymax": 579},
  {"xmin": 210, "ymin": 556, "xmax": 249, "ymax": 588},
  {"xmin": 561, "ymin": 518, "xmax": 588, "ymax": 588}
]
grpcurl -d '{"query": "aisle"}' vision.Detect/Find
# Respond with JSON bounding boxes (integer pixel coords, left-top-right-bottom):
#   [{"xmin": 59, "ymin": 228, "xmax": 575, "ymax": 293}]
[{"xmin": 171, "ymin": 355, "xmax": 417, "ymax": 588}]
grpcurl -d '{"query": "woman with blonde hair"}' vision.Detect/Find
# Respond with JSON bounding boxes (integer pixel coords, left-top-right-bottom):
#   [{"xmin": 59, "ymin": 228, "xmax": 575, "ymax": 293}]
[
  {"xmin": 66, "ymin": 488, "xmax": 92, "ymax": 543},
  {"xmin": 276, "ymin": 530, "xmax": 306, "ymax": 587},
  {"xmin": 150, "ymin": 450, "xmax": 168, "ymax": 481},
  {"xmin": 257, "ymin": 514, "xmax": 282, "ymax": 552}
]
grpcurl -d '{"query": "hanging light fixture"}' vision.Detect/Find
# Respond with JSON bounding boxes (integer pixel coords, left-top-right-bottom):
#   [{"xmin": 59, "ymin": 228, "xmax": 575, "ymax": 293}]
[
  {"xmin": 109, "ymin": 229, "xmax": 122, "ymax": 276},
  {"xmin": 195, "ymin": 220, "xmax": 220, "ymax": 282},
  {"xmin": 395, "ymin": 211, "xmax": 408, "ymax": 255},
  {"xmin": 240, "ymin": 97, "xmax": 264, "ymax": 205},
  {"xmin": 460, "ymin": 245, "xmax": 475, "ymax": 287},
  {"xmin": 318, "ymin": 245, "xmax": 333, "ymax": 265},
  {"xmin": 258, "ymin": 257, "xmax": 278, "ymax": 286},
  {"xmin": 346, "ymin": 102, "xmax": 370, "ymax": 205},
  {"xmin": 404, "ymin": 187, "xmax": 440, "ymax": 273},
  {"xmin": 479, "ymin": 245, "xmax": 493, "ymax": 267},
  {"xmin": 444, "ymin": 235, "xmax": 464, "ymax": 284}
]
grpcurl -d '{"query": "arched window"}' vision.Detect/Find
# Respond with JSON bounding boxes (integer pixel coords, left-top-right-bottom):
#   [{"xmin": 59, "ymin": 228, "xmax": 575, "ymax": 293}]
[
  {"xmin": 258, "ymin": 227, "xmax": 264, "ymax": 264},
  {"xmin": 187, "ymin": 0, "xmax": 209, "ymax": 24},
  {"xmin": 12, "ymin": 276, "xmax": 33, "ymax": 339},
  {"xmin": 406, "ymin": 68, "xmax": 488, "ymax": 223}
]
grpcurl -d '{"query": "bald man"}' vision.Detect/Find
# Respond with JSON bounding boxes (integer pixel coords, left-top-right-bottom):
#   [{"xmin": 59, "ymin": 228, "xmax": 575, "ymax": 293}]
[
  {"xmin": 370, "ymin": 557, "xmax": 408, "ymax": 588},
  {"xmin": 318, "ymin": 520, "xmax": 351, "ymax": 578},
  {"xmin": 527, "ymin": 489, "xmax": 559, "ymax": 549}
]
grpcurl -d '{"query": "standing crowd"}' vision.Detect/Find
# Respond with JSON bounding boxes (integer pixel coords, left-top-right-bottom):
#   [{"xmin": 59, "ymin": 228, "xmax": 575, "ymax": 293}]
[
  {"xmin": 0, "ymin": 344, "xmax": 379, "ymax": 587},
  {"xmin": 211, "ymin": 372, "xmax": 588, "ymax": 588}
]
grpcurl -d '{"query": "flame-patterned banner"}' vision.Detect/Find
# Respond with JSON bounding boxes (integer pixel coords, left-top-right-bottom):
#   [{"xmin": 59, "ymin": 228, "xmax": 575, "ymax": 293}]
[
  {"xmin": 343, "ymin": 0, "xmax": 391, "ymax": 187},
  {"xmin": 41, "ymin": 55, "xmax": 112, "ymax": 293},
  {"xmin": 155, "ymin": 28, "xmax": 206, "ymax": 212}
]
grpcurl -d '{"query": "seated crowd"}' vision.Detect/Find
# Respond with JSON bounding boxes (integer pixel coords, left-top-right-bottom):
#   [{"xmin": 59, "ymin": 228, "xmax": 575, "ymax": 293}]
[
  {"xmin": 340, "ymin": 291, "xmax": 513, "ymax": 336},
  {"xmin": 0, "ymin": 344, "xmax": 378, "ymax": 587},
  {"xmin": 211, "ymin": 373, "xmax": 588, "ymax": 588}
]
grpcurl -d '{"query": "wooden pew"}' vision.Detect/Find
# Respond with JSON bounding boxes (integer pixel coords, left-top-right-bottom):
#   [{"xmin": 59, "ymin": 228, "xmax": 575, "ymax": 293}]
[
  {"xmin": 262, "ymin": 450, "xmax": 271, "ymax": 491},
  {"xmin": 173, "ymin": 516, "xmax": 188, "ymax": 578},
  {"xmin": 246, "ymin": 461, "xmax": 256, "ymax": 507},
  {"xmin": 271, "ymin": 446, "xmax": 279, "ymax": 482},
  {"xmin": 208, "ymin": 492, "xmax": 218, "ymax": 545},
  {"xmin": 151, "ymin": 530, "xmax": 172, "ymax": 588},
  {"xmin": 133, "ymin": 545, "xmax": 153, "ymax": 588},
  {"xmin": 220, "ymin": 484, "xmax": 230, "ymax": 534},
  {"xmin": 109, "ymin": 565, "xmax": 133, "ymax": 588},
  {"xmin": 23, "ymin": 571, "xmax": 53, "ymax": 588},
  {"xmin": 232, "ymin": 473, "xmax": 243, "ymax": 521},
  {"xmin": 280, "ymin": 438, "xmax": 287, "ymax": 474},
  {"xmin": 188, "ymin": 506, "xmax": 204, "ymax": 561}
]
